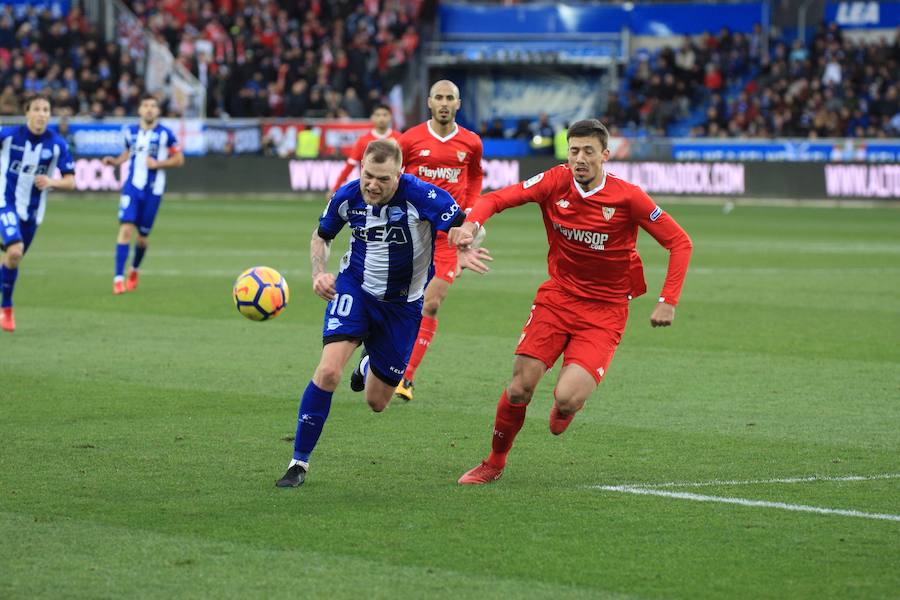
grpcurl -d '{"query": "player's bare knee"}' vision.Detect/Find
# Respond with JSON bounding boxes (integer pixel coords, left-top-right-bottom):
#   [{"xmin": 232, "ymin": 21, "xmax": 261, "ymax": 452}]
[
  {"xmin": 313, "ymin": 364, "xmax": 342, "ymax": 390},
  {"xmin": 422, "ymin": 299, "xmax": 441, "ymax": 317},
  {"xmin": 367, "ymin": 395, "xmax": 390, "ymax": 412},
  {"xmin": 4, "ymin": 245, "xmax": 23, "ymax": 267},
  {"xmin": 117, "ymin": 225, "xmax": 133, "ymax": 243},
  {"xmin": 507, "ymin": 380, "xmax": 535, "ymax": 404},
  {"xmin": 554, "ymin": 394, "xmax": 583, "ymax": 415}
]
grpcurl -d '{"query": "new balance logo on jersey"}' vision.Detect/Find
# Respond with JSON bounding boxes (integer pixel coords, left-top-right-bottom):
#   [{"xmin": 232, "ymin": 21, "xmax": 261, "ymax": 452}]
[
  {"xmin": 351, "ymin": 225, "xmax": 410, "ymax": 244},
  {"xmin": 552, "ymin": 222, "xmax": 609, "ymax": 250},
  {"xmin": 418, "ymin": 166, "xmax": 461, "ymax": 183},
  {"xmin": 419, "ymin": 149, "xmax": 431, "ymax": 156},
  {"xmin": 556, "ymin": 199, "xmax": 570, "ymax": 209}
]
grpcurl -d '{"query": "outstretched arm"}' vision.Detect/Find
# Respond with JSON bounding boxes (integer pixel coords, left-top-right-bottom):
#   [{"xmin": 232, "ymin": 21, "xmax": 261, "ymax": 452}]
[{"xmin": 310, "ymin": 227, "xmax": 336, "ymax": 301}]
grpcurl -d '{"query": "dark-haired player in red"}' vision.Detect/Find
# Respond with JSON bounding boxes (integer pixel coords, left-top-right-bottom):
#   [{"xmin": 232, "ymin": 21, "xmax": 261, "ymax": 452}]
[
  {"xmin": 330, "ymin": 104, "xmax": 402, "ymax": 195},
  {"xmin": 393, "ymin": 79, "xmax": 484, "ymax": 401},
  {"xmin": 449, "ymin": 119, "xmax": 693, "ymax": 484}
]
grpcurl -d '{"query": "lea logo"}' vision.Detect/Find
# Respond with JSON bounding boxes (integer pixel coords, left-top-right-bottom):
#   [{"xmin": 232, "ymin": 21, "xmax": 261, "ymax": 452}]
[
  {"xmin": 352, "ymin": 225, "xmax": 410, "ymax": 244},
  {"xmin": 835, "ymin": 1, "xmax": 879, "ymax": 25}
]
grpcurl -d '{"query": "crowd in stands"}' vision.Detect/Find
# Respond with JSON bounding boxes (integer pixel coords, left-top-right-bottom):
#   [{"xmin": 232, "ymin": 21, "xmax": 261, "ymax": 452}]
[
  {"xmin": 2, "ymin": 2, "xmax": 898, "ymax": 140},
  {"xmin": 609, "ymin": 23, "xmax": 900, "ymax": 138},
  {"xmin": 126, "ymin": 0, "xmax": 429, "ymax": 118},
  {"xmin": 478, "ymin": 111, "xmax": 556, "ymax": 141},
  {"xmin": 0, "ymin": 4, "xmax": 144, "ymax": 118},
  {"xmin": 0, "ymin": 0, "xmax": 428, "ymax": 119}
]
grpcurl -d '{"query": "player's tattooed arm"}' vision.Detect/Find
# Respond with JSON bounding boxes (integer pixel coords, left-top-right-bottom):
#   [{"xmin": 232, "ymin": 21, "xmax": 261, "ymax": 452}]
[{"xmin": 310, "ymin": 227, "xmax": 336, "ymax": 300}]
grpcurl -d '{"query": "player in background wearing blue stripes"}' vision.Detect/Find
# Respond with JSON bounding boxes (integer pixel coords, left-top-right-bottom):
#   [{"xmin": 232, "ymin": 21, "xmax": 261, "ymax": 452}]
[
  {"xmin": 0, "ymin": 94, "xmax": 75, "ymax": 333},
  {"xmin": 276, "ymin": 140, "xmax": 491, "ymax": 488},
  {"xmin": 102, "ymin": 95, "xmax": 183, "ymax": 295}
]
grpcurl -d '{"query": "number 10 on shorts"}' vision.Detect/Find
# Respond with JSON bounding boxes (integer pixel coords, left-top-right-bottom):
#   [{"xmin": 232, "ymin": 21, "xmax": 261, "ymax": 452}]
[{"xmin": 329, "ymin": 294, "xmax": 353, "ymax": 317}]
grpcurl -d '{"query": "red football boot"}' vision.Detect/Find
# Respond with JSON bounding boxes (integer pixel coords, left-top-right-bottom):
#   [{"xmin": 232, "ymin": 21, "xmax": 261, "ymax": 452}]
[
  {"xmin": 549, "ymin": 403, "xmax": 576, "ymax": 435},
  {"xmin": 1, "ymin": 307, "xmax": 15, "ymax": 332},
  {"xmin": 113, "ymin": 279, "xmax": 126, "ymax": 295},
  {"xmin": 458, "ymin": 461, "xmax": 504, "ymax": 485},
  {"xmin": 126, "ymin": 270, "xmax": 139, "ymax": 292}
]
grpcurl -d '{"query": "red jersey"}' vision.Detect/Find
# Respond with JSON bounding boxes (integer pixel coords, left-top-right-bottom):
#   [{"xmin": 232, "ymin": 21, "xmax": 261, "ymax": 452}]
[
  {"xmin": 467, "ymin": 164, "xmax": 693, "ymax": 305},
  {"xmin": 399, "ymin": 121, "xmax": 483, "ymax": 211},
  {"xmin": 331, "ymin": 128, "xmax": 403, "ymax": 193}
]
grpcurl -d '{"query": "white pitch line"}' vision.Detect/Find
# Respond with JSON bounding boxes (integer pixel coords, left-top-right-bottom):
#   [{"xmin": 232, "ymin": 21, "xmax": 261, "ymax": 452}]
[
  {"xmin": 598, "ymin": 486, "xmax": 900, "ymax": 522},
  {"xmin": 625, "ymin": 473, "xmax": 900, "ymax": 489}
]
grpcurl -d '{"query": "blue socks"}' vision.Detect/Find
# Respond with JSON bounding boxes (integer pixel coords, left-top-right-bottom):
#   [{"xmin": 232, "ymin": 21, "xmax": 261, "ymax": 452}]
[
  {"xmin": 133, "ymin": 244, "xmax": 147, "ymax": 269},
  {"xmin": 0, "ymin": 265, "xmax": 18, "ymax": 308},
  {"xmin": 115, "ymin": 243, "xmax": 129, "ymax": 278},
  {"xmin": 293, "ymin": 381, "xmax": 334, "ymax": 462},
  {"xmin": 116, "ymin": 243, "xmax": 147, "ymax": 278}
]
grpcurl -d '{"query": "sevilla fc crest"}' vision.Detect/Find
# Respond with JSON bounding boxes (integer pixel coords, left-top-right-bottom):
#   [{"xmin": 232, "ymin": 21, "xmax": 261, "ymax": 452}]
[
  {"xmin": 457, "ymin": 151, "xmax": 467, "ymax": 162},
  {"xmin": 602, "ymin": 206, "xmax": 616, "ymax": 221}
]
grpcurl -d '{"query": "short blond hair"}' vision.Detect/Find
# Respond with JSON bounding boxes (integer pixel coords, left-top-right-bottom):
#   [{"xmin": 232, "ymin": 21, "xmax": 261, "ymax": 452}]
[{"xmin": 362, "ymin": 139, "xmax": 402, "ymax": 165}]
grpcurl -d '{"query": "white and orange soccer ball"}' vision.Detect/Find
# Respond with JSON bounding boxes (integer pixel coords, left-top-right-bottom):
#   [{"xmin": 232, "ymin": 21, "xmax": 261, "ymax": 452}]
[{"xmin": 232, "ymin": 266, "xmax": 290, "ymax": 321}]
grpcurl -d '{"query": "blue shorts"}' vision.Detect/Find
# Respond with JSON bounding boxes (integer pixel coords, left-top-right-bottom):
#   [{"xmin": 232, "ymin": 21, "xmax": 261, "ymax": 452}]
[
  {"xmin": 322, "ymin": 274, "xmax": 423, "ymax": 387},
  {"xmin": 0, "ymin": 209, "xmax": 38, "ymax": 252},
  {"xmin": 119, "ymin": 184, "xmax": 163, "ymax": 236}
]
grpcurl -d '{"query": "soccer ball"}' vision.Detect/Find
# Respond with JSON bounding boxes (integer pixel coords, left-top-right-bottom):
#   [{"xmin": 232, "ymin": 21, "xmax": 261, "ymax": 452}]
[{"xmin": 233, "ymin": 266, "xmax": 290, "ymax": 321}]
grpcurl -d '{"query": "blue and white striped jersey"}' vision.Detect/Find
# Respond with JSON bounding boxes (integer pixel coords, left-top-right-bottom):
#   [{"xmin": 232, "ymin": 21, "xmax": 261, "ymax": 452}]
[
  {"xmin": 318, "ymin": 173, "xmax": 461, "ymax": 303},
  {"xmin": 122, "ymin": 123, "xmax": 179, "ymax": 195},
  {"xmin": 0, "ymin": 125, "xmax": 74, "ymax": 224}
]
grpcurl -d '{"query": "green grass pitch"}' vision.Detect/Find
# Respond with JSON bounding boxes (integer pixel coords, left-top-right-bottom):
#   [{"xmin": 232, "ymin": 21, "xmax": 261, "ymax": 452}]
[{"xmin": 1, "ymin": 194, "xmax": 898, "ymax": 599}]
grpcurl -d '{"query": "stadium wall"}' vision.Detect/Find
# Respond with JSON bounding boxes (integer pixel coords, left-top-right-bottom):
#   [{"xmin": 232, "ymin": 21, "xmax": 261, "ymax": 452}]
[{"xmin": 71, "ymin": 157, "xmax": 900, "ymax": 200}]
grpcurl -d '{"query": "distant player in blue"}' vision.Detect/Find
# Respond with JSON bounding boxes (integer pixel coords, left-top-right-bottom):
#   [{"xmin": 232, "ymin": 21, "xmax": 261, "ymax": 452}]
[
  {"xmin": 0, "ymin": 94, "xmax": 75, "ymax": 333},
  {"xmin": 276, "ymin": 140, "xmax": 491, "ymax": 487},
  {"xmin": 101, "ymin": 94, "xmax": 183, "ymax": 295}
]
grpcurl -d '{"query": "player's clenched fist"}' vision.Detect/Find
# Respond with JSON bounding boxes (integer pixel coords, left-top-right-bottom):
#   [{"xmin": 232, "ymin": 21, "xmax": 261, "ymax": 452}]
[
  {"xmin": 448, "ymin": 222, "xmax": 478, "ymax": 247},
  {"xmin": 650, "ymin": 301, "xmax": 675, "ymax": 327},
  {"xmin": 312, "ymin": 272, "xmax": 336, "ymax": 301}
]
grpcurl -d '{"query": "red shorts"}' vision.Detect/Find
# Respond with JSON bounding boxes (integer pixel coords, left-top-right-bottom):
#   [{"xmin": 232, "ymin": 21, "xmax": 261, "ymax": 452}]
[
  {"xmin": 516, "ymin": 281, "xmax": 628, "ymax": 383},
  {"xmin": 432, "ymin": 231, "xmax": 458, "ymax": 284}
]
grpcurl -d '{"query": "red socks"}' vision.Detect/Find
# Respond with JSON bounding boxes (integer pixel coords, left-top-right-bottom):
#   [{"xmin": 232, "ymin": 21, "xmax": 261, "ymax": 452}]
[
  {"xmin": 404, "ymin": 315, "xmax": 437, "ymax": 381},
  {"xmin": 487, "ymin": 390, "xmax": 528, "ymax": 469}
]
